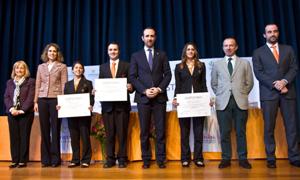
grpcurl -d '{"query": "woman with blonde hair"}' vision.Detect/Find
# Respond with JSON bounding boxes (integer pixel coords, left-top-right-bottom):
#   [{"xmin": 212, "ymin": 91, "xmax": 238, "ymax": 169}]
[
  {"xmin": 34, "ymin": 43, "xmax": 67, "ymax": 167},
  {"xmin": 4, "ymin": 60, "xmax": 35, "ymax": 168}
]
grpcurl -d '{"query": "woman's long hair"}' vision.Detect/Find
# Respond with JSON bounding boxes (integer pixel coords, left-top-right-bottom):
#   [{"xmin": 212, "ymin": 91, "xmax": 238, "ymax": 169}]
[
  {"xmin": 179, "ymin": 42, "xmax": 203, "ymax": 70},
  {"xmin": 40, "ymin": 43, "xmax": 64, "ymax": 62}
]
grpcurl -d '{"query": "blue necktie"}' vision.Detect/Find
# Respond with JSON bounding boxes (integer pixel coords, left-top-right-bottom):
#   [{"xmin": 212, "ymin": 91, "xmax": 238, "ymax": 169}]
[
  {"xmin": 148, "ymin": 49, "xmax": 153, "ymax": 70},
  {"xmin": 228, "ymin": 57, "xmax": 233, "ymax": 75}
]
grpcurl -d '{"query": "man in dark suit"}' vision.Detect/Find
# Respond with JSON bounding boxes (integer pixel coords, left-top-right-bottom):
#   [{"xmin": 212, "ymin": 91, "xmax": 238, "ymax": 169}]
[
  {"xmin": 211, "ymin": 38, "xmax": 253, "ymax": 169},
  {"xmin": 253, "ymin": 24, "xmax": 300, "ymax": 168},
  {"xmin": 129, "ymin": 27, "xmax": 172, "ymax": 169},
  {"xmin": 99, "ymin": 43, "xmax": 133, "ymax": 168}
]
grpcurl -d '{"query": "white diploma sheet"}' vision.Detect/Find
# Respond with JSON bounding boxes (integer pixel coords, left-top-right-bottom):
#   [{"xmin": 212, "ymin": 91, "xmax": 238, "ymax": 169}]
[
  {"xmin": 57, "ymin": 93, "xmax": 91, "ymax": 118},
  {"xmin": 176, "ymin": 92, "xmax": 211, "ymax": 118},
  {"xmin": 95, "ymin": 78, "xmax": 127, "ymax": 101}
]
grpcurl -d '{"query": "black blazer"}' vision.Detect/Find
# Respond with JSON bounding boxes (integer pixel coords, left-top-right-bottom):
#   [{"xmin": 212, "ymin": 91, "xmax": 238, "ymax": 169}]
[
  {"xmin": 99, "ymin": 60, "xmax": 131, "ymax": 113},
  {"xmin": 64, "ymin": 76, "xmax": 94, "ymax": 106},
  {"xmin": 4, "ymin": 78, "xmax": 35, "ymax": 113},
  {"xmin": 252, "ymin": 44, "xmax": 298, "ymax": 100},
  {"xmin": 129, "ymin": 49, "xmax": 172, "ymax": 104},
  {"xmin": 174, "ymin": 62, "xmax": 207, "ymax": 97}
]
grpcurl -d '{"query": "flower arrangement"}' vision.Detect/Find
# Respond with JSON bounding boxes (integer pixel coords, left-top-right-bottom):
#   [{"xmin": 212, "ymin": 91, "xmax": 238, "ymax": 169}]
[{"xmin": 91, "ymin": 116, "xmax": 106, "ymax": 159}]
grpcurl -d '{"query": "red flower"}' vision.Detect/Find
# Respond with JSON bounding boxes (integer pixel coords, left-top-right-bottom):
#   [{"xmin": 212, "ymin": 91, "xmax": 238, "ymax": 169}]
[{"xmin": 91, "ymin": 117, "xmax": 106, "ymax": 143}]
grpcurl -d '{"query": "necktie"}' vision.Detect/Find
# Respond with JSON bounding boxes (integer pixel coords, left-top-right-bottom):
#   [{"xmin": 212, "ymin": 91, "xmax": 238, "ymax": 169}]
[
  {"xmin": 148, "ymin": 49, "xmax": 153, "ymax": 70},
  {"xmin": 111, "ymin": 62, "xmax": 116, "ymax": 78},
  {"xmin": 228, "ymin": 57, "xmax": 233, "ymax": 75},
  {"xmin": 271, "ymin": 45, "xmax": 279, "ymax": 63}
]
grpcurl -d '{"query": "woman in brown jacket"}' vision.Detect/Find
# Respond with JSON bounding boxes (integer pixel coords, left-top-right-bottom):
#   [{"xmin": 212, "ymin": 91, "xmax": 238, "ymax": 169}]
[{"xmin": 34, "ymin": 43, "xmax": 68, "ymax": 167}]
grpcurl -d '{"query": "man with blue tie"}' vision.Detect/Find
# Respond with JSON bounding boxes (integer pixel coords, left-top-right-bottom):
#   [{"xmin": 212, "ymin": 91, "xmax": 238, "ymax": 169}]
[
  {"xmin": 211, "ymin": 37, "xmax": 254, "ymax": 169},
  {"xmin": 129, "ymin": 27, "xmax": 172, "ymax": 169},
  {"xmin": 253, "ymin": 24, "xmax": 300, "ymax": 168}
]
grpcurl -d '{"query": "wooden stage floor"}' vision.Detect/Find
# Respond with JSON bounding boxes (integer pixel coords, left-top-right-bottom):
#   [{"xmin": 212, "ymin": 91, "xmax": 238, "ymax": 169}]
[{"xmin": 0, "ymin": 160, "xmax": 299, "ymax": 179}]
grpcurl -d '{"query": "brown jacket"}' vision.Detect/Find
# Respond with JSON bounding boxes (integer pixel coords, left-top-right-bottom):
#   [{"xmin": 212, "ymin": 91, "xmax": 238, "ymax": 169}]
[{"xmin": 34, "ymin": 62, "xmax": 68, "ymax": 102}]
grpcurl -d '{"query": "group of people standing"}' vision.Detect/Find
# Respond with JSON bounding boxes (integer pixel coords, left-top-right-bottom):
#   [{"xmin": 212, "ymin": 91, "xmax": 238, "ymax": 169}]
[{"xmin": 4, "ymin": 24, "xmax": 300, "ymax": 170}]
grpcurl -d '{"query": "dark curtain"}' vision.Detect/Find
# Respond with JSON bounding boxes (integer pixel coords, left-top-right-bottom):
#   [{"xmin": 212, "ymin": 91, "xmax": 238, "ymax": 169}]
[{"xmin": 1, "ymin": 0, "xmax": 300, "ymax": 134}]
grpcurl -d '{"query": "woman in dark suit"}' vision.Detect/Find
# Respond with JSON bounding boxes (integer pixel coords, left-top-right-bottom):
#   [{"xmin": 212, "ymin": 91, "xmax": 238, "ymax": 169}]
[
  {"xmin": 62, "ymin": 61, "xmax": 94, "ymax": 168},
  {"xmin": 34, "ymin": 43, "xmax": 68, "ymax": 167},
  {"xmin": 172, "ymin": 43, "xmax": 208, "ymax": 167},
  {"xmin": 4, "ymin": 60, "xmax": 35, "ymax": 168}
]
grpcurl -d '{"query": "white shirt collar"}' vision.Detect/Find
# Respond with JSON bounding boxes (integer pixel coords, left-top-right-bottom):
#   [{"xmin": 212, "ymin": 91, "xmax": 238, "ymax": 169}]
[
  {"xmin": 225, "ymin": 55, "xmax": 237, "ymax": 62},
  {"xmin": 266, "ymin": 42, "xmax": 279, "ymax": 54},
  {"xmin": 144, "ymin": 46, "xmax": 154, "ymax": 53},
  {"xmin": 110, "ymin": 59, "xmax": 119, "ymax": 65},
  {"xmin": 225, "ymin": 55, "xmax": 236, "ymax": 69},
  {"xmin": 266, "ymin": 42, "xmax": 279, "ymax": 48},
  {"xmin": 47, "ymin": 61, "xmax": 56, "ymax": 72}
]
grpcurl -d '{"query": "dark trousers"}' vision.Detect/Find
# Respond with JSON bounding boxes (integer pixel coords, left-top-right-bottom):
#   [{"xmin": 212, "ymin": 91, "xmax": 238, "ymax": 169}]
[
  {"xmin": 261, "ymin": 97, "xmax": 300, "ymax": 162},
  {"xmin": 137, "ymin": 101, "xmax": 166, "ymax": 163},
  {"xmin": 38, "ymin": 98, "xmax": 61, "ymax": 165},
  {"xmin": 68, "ymin": 117, "xmax": 92, "ymax": 164},
  {"xmin": 103, "ymin": 110, "xmax": 129, "ymax": 164},
  {"xmin": 217, "ymin": 96, "xmax": 248, "ymax": 160},
  {"xmin": 8, "ymin": 112, "xmax": 34, "ymax": 164},
  {"xmin": 179, "ymin": 117, "xmax": 204, "ymax": 162}
]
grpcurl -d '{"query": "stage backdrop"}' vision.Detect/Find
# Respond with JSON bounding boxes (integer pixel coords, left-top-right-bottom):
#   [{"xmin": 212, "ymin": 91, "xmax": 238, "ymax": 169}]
[{"xmin": 2, "ymin": 1, "xmax": 300, "ymax": 136}]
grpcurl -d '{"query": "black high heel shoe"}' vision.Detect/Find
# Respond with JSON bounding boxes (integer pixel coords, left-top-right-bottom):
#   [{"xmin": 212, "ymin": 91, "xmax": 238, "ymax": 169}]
[
  {"xmin": 81, "ymin": 163, "xmax": 89, "ymax": 168},
  {"xmin": 195, "ymin": 160, "xmax": 205, "ymax": 167},
  {"xmin": 182, "ymin": 161, "xmax": 190, "ymax": 167},
  {"xmin": 9, "ymin": 163, "xmax": 18, "ymax": 168},
  {"xmin": 68, "ymin": 162, "xmax": 80, "ymax": 168},
  {"xmin": 18, "ymin": 163, "xmax": 27, "ymax": 168}
]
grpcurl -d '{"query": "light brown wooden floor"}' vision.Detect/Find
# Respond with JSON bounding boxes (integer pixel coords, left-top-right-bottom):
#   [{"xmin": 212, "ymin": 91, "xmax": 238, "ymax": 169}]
[{"xmin": 1, "ymin": 160, "xmax": 300, "ymax": 180}]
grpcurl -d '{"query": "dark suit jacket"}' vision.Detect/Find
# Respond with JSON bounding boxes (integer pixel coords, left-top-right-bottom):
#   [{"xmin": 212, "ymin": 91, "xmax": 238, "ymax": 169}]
[
  {"xmin": 174, "ymin": 62, "xmax": 208, "ymax": 97},
  {"xmin": 252, "ymin": 44, "xmax": 298, "ymax": 100},
  {"xmin": 129, "ymin": 49, "xmax": 172, "ymax": 104},
  {"xmin": 99, "ymin": 61, "xmax": 131, "ymax": 112},
  {"xmin": 4, "ymin": 78, "xmax": 35, "ymax": 113},
  {"xmin": 64, "ymin": 76, "xmax": 94, "ymax": 107}
]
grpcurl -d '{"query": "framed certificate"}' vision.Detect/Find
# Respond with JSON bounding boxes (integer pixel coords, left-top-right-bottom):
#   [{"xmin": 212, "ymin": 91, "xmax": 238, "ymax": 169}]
[
  {"xmin": 94, "ymin": 78, "xmax": 127, "ymax": 101},
  {"xmin": 57, "ymin": 93, "xmax": 91, "ymax": 118},
  {"xmin": 176, "ymin": 92, "xmax": 211, "ymax": 118}
]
